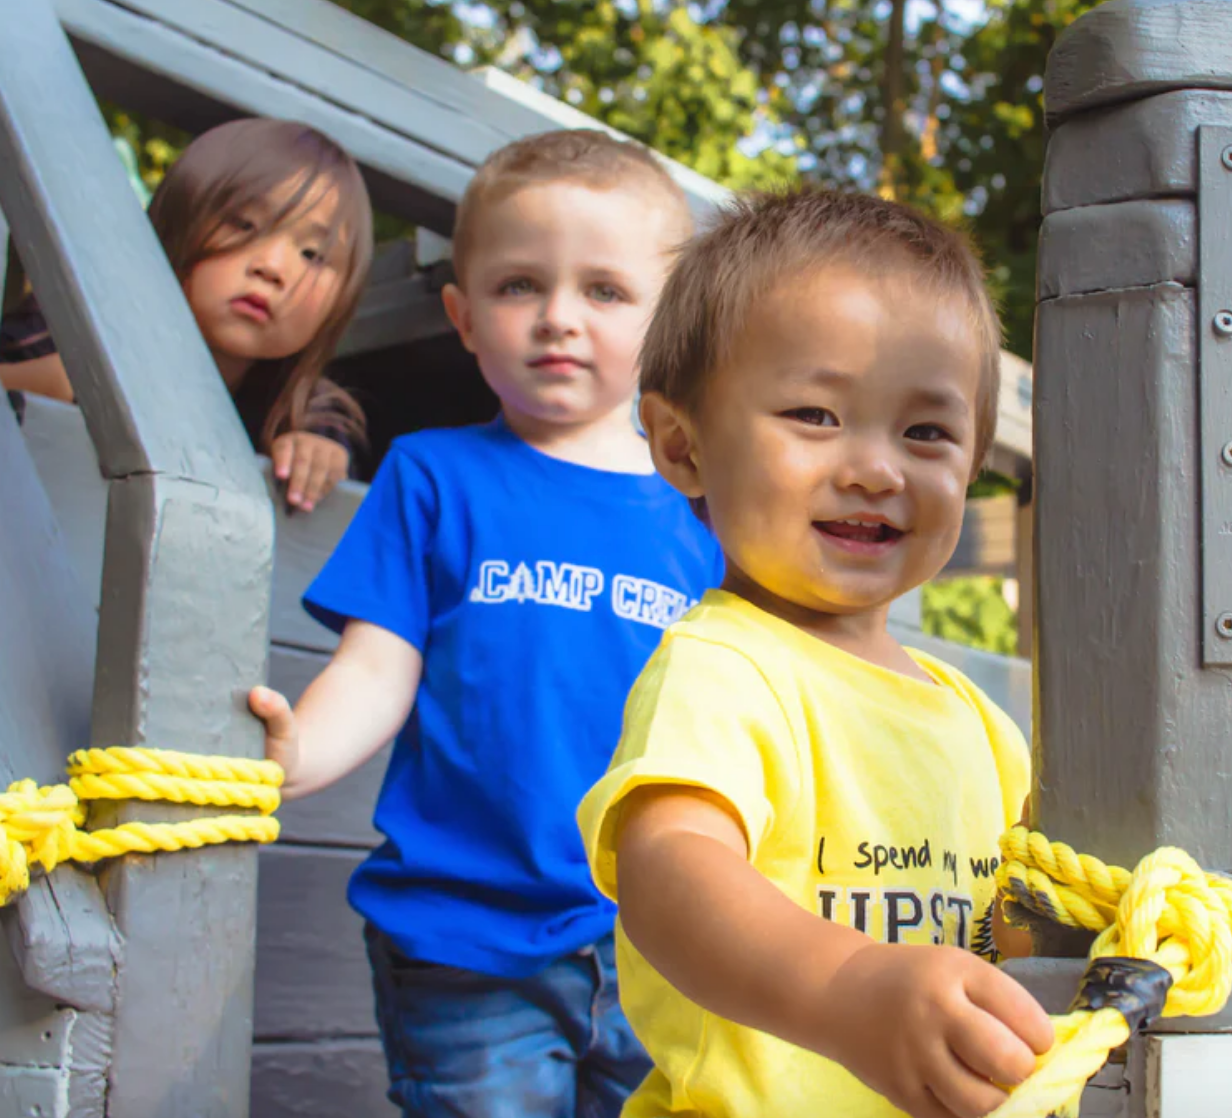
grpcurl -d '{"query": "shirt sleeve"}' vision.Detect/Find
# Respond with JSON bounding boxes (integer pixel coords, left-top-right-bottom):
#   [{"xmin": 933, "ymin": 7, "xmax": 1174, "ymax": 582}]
[
  {"xmin": 579, "ymin": 631, "xmax": 799, "ymax": 902},
  {"xmin": 303, "ymin": 441, "xmax": 438, "ymax": 650}
]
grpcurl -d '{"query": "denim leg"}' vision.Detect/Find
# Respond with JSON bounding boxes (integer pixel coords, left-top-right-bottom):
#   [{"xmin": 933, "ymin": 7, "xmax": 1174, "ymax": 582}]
[
  {"xmin": 366, "ymin": 924, "xmax": 577, "ymax": 1118},
  {"xmin": 575, "ymin": 935, "xmax": 652, "ymax": 1118}
]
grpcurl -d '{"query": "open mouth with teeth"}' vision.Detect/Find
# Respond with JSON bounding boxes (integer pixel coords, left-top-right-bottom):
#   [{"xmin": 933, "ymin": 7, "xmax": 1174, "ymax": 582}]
[{"xmin": 816, "ymin": 519, "xmax": 905, "ymax": 545}]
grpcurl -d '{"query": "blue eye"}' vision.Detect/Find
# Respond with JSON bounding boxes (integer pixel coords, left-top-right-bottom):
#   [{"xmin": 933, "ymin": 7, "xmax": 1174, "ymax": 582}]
[
  {"xmin": 589, "ymin": 284, "xmax": 624, "ymax": 304},
  {"xmin": 498, "ymin": 278, "xmax": 535, "ymax": 296}
]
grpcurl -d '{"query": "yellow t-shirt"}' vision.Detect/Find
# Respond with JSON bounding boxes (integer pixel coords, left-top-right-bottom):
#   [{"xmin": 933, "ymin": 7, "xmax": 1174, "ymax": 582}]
[{"xmin": 578, "ymin": 590, "xmax": 1030, "ymax": 1118}]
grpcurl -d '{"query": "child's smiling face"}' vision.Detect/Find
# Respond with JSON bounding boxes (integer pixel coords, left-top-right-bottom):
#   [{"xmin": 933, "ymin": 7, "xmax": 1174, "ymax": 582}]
[{"xmin": 653, "ymin": 264, "xmax": 984, "ymax": 627}]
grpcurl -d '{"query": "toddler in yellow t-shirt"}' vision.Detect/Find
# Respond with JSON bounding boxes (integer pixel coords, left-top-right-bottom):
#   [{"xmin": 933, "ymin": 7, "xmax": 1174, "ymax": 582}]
[{"xmin": 577, "ymin": 188, "xmax": 1054, "ymax": 1118}]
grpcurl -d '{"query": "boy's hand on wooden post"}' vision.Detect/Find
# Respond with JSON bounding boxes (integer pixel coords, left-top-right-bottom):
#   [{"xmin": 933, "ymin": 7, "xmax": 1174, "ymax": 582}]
[
  {"xmin": 818, "ymin": 942, "xmax": 1053, "ymax": 1118},
  {"xmin": 248, "ymin": 685, "xmax": 299, "ymax": 780}
]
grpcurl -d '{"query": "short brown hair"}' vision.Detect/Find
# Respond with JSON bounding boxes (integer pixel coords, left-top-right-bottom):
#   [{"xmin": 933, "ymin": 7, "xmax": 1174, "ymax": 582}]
[
  {"xmin": 149, "ymin": 117, "xmax": 372, "ymax": 454},
  {"xmin": 452, "ymin": 129, "xmax": 693, "ymax": 284},
  {"xmin": 641, "ymin": 188, "xmax": 1003, "ymax": 473}
]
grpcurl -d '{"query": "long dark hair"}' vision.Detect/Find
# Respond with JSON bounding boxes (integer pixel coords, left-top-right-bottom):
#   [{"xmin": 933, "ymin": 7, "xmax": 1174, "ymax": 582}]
[{"xmin": 148, "ymin": 118, "xmax": 372, "ymax": 453}]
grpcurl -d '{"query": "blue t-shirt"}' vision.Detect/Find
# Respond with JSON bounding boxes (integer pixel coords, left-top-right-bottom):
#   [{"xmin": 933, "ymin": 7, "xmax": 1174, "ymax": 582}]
[{"xmin": 304, "ymin": 417, "xmax": 723, "ymax": 977}]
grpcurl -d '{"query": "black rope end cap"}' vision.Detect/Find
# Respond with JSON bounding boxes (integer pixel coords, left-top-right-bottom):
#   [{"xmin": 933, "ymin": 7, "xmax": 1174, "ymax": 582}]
[{"xmin": 1068, "ymin": 957, "xmax": 1173, "ymax": 1033}]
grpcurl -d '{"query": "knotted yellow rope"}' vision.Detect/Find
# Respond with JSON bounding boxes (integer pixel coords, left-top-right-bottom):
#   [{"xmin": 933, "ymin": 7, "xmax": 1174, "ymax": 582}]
[
  {"xmin": 0, "ymin": 747, "xmax": 283, "ymax": 906},
  {"xmin": 990, "ymin": 827, "xmax": 1232, "ymax": 1118}
]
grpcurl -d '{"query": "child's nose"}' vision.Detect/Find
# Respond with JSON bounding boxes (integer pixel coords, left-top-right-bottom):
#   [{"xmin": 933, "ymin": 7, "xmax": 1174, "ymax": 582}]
[
  {"xmin": 535, "ymin": 291, "xmax": 581, "ymax": 338},
  {"xmin": 248, "ymin": 238, "xmax": 293, "ymax": 286},
  {"xmin": 837, "ymin": 441, "xmax": 905, "ymax": 495}
]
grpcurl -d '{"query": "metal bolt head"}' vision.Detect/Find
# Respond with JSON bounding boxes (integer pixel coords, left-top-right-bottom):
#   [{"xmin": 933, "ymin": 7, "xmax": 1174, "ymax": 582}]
[
  {"xmin": 1217, "ymin": 613, "xmax": 1232, "ymax": 639},
  {"xmin": 1222, "ymin": 442, "xmax": 1232, "ymax": 468},
  {"xmin": 1222, "ymin": 145, "xmax": 1232, "ymax": 170},
  {"xmin": 1215, "ymin": 311, "xmax": 1232, "ymax": 337}
]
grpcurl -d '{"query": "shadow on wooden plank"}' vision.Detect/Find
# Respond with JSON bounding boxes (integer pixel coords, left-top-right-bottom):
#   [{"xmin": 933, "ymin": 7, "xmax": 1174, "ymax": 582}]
[
  {"xmin": 250, "ymin": 1038, "xmax": 397, "ymax": 1118},
  {"xmin": 255, "ymin": 845, "xmax": 376, "ymax": 1041}
]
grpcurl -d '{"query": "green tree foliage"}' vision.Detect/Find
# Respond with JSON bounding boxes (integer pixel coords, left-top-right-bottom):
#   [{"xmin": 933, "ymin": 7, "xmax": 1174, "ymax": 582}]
[
  {"xmin": 338, "ymin": 0, "xmax": 799, "ymax": 190},
  {"xmin": 922, "ymin": 576, "xmax": 1018, "ymax": 655}
]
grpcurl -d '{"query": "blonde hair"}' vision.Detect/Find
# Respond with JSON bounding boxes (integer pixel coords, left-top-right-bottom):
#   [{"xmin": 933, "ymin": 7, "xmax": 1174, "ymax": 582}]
[
  {"xmin": 148, "ymin": 117, "xmax": 373, "ymax": 454},
  {"xmin": 642, "ymin": 188, "xmax": 1002, "ymax": 473},
  {"xmin": 452, "ymin": 129, "xmax": 693, "ymax": 284}
]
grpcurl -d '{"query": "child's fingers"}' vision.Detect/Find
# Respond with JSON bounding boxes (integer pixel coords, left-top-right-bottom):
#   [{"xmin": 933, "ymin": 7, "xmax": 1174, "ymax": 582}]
[
  {"xmin": 286, "ymin": 442, "xmax": 314, "ymax": 507},
  {"xmin": 270, "ymin": 435, "xmax": 295, "ymax": 481},
  {"xmin": 300, "ymin": 447, "xmax": 339, "ymax": 510},
  {"xmin": 966, "ymin": 968, "xmax": 1055, "ymax": 1055},
  {"xmin": 946, "ymin": 1003, "xmax": 1037, "ymax": 1091},
  {"xmin": 923, "ymin": 1052, "xmax": 1010, "ymax": 1118},
  {"xmin": 248, "ymin": 686, "xmax": 293, "ymax": 735}
]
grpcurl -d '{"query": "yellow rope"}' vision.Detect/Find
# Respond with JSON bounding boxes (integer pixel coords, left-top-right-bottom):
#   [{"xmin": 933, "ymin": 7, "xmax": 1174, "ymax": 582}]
[
  {"xmin": 0, "ymin": 747, "xmax": 282, "ymax": 906},
  {"xmin": 991, "ymin": 827, "xmax": 1232, "ymax": 1118}
]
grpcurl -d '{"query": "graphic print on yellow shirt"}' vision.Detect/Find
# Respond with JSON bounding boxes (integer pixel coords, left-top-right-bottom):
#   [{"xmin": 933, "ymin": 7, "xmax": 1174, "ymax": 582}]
[{"xmin": 579, "ymin": 590, "xmax": 1030, "ymax": 1118}]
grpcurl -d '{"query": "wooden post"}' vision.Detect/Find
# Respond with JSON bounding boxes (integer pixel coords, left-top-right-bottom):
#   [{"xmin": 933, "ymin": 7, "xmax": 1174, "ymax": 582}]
[
  {"xmin": 1018, "ymin": 1, "xmax": 1232, "ymax": 1112},
  {"xmin": 0, "ymin": 1, "xmax": 272, "ymax": 1114},
  {"xmin": 1035, "ymin": 0, "xmax": 1232, "ymax": 908}
]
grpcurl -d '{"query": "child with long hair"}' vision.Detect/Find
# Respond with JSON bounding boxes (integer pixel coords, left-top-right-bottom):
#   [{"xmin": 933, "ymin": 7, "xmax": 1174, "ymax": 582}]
[{"xmin": 1, "ymin": 117, "xmax": 373, "ymax": 511}]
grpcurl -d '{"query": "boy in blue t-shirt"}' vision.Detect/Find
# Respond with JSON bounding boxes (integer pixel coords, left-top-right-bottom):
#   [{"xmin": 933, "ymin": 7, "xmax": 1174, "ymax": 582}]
[{"xmin": 249, "ymin": 129, "xmax": 722, "ymax": 1118}]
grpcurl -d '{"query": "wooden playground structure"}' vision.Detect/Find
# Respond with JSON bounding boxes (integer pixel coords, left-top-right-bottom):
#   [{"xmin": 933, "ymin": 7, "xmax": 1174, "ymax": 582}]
[{"xmin": 1, "ymin": 0, "xmax": 1229, "ymax": 1114}]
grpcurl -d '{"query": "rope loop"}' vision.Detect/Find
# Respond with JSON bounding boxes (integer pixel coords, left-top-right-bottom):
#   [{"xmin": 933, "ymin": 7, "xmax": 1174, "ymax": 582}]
[
  {"xmin": 991, "ymin": 828, "xmax": 1232, "ymax": 1118},
  {"xmin": 0, "ymin": 747, "xmax": 282, "ymax": 906}
]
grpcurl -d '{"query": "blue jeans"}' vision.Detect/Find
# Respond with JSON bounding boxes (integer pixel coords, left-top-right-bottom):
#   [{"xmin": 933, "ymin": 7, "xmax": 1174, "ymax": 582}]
[{"xmin": 365, "ymin": 924, "xmax": 651, "ymax": 1118}]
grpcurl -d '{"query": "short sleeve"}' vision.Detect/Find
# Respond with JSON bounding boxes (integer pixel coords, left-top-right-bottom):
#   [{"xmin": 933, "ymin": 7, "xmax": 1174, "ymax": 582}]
[
  {"xmin": 578, "ymin": 632, "xmax": 798, "ymax": 902},
  {"xmin": 303, "ymin": 442, "xmax": 438, "ymax": 650}
]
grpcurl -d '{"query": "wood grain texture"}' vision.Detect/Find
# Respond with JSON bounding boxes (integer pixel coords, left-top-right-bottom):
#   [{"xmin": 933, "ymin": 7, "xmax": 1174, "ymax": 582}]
[
  {"xmin": 254, "ymin": 845, "xmax": 375, "ymax": 1041},
  {"xmin": 1046, "ymin": 0, "xmax": 1232, "ymax": 126},
  {"xmin": 1038, "ymin": 199, "xmax": 1195, "ymax": 300},
  {"xmin": 250, "ymin": 1039, "xmax": 397, "ymax": 1117},
  {"xmin": 1043, "ymin": 91, "xmax": 1232, "ymax": 213},
  {"xmin": 1034, "ymin": 284, "xmax": 1232, "ymax": 880},
  {"xmin": 0, "ymin": 395, "xmax": 119, "ymax": 1016}
]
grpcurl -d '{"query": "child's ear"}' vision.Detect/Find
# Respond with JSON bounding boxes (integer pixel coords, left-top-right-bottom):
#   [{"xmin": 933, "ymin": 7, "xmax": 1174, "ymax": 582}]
[
  {"xmin": 441, "ymin": 283, "xmax": 476, "ymax": 354},
  {"xmin": 640, "ymin": 392, "xmax": 704, "ymax": 499}
]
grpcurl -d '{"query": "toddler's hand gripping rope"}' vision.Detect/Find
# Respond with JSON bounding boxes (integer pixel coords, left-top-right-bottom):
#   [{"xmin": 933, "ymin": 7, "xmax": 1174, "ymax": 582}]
[
  {"xmin": 0, "ymin": 747, "xmax": 283, "ymax": 905},
  {"xmin": 989, "ymin": 826, "xmax": 1232, "ymax": 1118}
]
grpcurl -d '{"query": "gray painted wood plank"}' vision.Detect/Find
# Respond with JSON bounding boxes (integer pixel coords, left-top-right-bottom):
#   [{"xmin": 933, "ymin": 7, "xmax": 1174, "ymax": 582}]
[
  {"xmin": 251, "ymin": 1039, "xmax": 397, "ymax": 1118},
  {"xmin": 19, "ymin": 393, "xmax": 362, "ymax": 653},
  {"xmin": 1043, "ymin": 91, "xmax": 1232, "ymax": 214},
  {"xmin": 1033, "ymin": 284, "xmax": 1232, "ymax": 877},
  {"xmin": 0, "ymin": 391, "xmax": 119, "ymax": 1016},
  {"xmin": 224, "ymin": 0, "xmax": 551, "ymax": 145},
  {"xmin": 268, "ymin": 645, "xmax": 388, "ymax": 848},
  {"xmin": 57, "ymin": 0, "xmax": 465, "ymax": 231},
  {"xmin": 1038, "ymin": 199, "xmax": 1194, "ymax": 300},
  {"xmin": 334, "ymin": 271, "xmax": 453, "ymax": 359},
  {"xmin": 269, "ymin": 479, "xmax": 364, "ymax": 652},
  {"xmin": 107, "ymin": 0, "xmax": 510, "ymax": 168},
  {"xmin": 1046, "ymin": 0, "xmax": 1232, "ymax": 126},
  {"xmin": 255, "ymin": 845, "xmax": 375, "ymax": 1041},
  {"xmin": 1, "ymin": 0, "xmax": 264, "ymax": 488},
  {"xmin": 17, "ymin": 395, "xmax": 107, "ymax": 611}
]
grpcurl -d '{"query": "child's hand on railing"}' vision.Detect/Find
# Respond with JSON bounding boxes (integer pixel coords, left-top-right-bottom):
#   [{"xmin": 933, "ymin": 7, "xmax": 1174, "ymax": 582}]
[
  {"xmin": 248, "ymin": 686, "xmax": 299, "ymax": 782},
  {"xmin": 271, "ymin": 431, "xmax": 350, "ymax": 513}
]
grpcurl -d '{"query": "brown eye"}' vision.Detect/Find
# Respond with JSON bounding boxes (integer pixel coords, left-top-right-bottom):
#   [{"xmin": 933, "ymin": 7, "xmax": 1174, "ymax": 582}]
[
  {"xmin": 784, "ymin": 407, "xmax": 838, "ymax": 427},
  {"xmin": 905, "ymin": 424, "xmax": 951, "ymax": 443}
]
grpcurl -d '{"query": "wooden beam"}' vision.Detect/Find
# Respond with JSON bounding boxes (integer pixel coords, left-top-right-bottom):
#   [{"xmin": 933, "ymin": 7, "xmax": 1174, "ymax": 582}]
[
  {"xmin": 1045, "ymin": 0, "xmax": 1232, "ymax": 126},
  {"xmin": 57, "ymin": 0, "xmax": 466, "ymax": 231},
  {"xmin": 0, "ymin": 4, "xmax": 273, "ymax": 1113}
]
